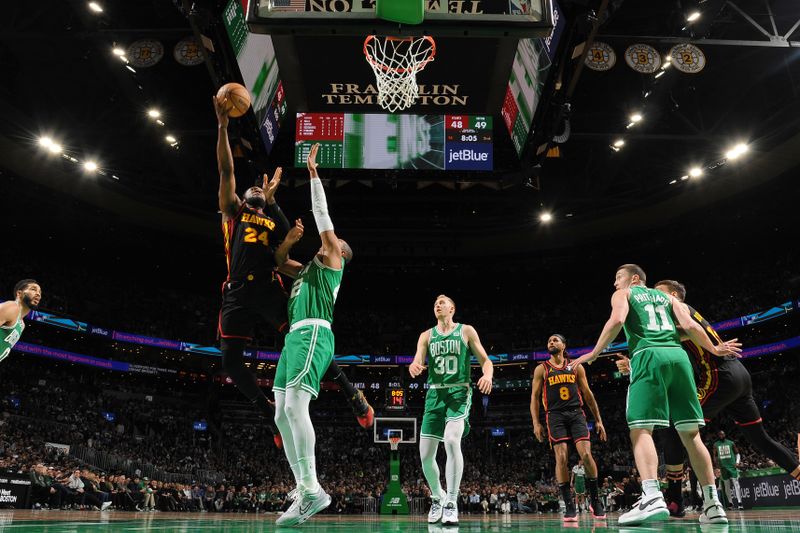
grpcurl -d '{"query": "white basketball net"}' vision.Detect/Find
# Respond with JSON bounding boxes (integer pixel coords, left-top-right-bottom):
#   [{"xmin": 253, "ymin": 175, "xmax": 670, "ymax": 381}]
[
  {"xmin": 389, "ymin": 436, "xmax": 401, "ymax": 451},
  {"xmin": 364, "ymin": 36, "xmax": 436, "ymax": 113}
]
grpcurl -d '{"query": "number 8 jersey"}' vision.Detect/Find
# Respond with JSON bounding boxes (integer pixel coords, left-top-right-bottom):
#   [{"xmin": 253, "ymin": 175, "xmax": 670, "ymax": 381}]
[
  {"xmin": 427, "ymin": 323, "xmax": 472, "ymax": 387},
  {"xmin": 542, "ymin": 359, "xmax": 582, "ymax": 412},
  {"xmin": 624, "ymin": 285, "xmax": 682, "ymax": 357}
]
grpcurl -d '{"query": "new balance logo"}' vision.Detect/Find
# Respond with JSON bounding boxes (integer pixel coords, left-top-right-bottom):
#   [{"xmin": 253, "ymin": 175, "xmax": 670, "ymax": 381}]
[{"xmin": 389, "ymin": 497, "xmax": 400, "ymax": 505}]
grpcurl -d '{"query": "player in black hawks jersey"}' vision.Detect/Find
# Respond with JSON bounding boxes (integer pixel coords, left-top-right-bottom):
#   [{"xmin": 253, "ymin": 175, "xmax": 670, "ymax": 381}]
[
  {"xmin": 214, "ymin": 98, "xmax": 373, "ymax": 451},
  {"xmin": 616, "ymin": 279, "xmax": 800, "ymax": 517},
  {"xmin": 531, "ymin": 334, "xmax": 607, "ymax": 522}
]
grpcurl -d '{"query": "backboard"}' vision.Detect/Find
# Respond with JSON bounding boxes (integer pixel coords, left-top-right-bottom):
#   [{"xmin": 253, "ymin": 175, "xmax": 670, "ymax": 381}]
[
  {"xmin": 248, "ymin": 0, "xmax": 553, "ymax": 38},
  {"xmin": 374, "ymin": 417, "xmax": 417, "ymax": 445}
]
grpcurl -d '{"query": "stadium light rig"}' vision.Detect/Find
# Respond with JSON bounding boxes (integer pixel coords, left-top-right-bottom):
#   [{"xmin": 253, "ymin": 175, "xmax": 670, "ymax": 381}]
[
  {"xmin": 687, "ymin": 11, "xmax": 701, "ymax": 22},
  {"xmin": 539, "ymin": 212, "xmax": 553, "ymax": 223},
  {"xmin": 88, "ymin": 2, "xmax": 103, "ymax": 13},
  {"xmin": 689, "ymin": 167, "xmax": 703, "ymax": 178},
  {"xmin": 84, "ymin": 161, "xmax": 98, "ymax": 172}
]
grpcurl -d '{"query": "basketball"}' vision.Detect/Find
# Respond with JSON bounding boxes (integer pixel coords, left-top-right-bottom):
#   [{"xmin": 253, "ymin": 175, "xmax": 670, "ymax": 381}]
[{"xmin": 216, "ymin": 82, "xmax": 251, "ymax": 118}]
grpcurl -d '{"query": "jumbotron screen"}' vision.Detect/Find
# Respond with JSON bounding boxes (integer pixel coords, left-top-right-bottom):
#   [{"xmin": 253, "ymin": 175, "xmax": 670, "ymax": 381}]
[{"xmin": 295, "ymin": 113, "xmax": 493, "ymax": 171}]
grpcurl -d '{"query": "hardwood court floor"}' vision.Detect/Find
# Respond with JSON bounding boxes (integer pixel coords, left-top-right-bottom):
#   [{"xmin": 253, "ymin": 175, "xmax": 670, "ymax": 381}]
[{"xmin": 0, "ymin": 508, "xmax": 798, "ymax": 532}]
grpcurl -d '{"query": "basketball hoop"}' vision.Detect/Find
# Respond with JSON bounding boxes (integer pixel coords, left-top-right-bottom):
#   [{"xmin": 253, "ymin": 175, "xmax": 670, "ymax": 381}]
[
  {"xmin": 364, "ymin": 35, "xmax": 436, "ymax": 113},
  {"xmin": 389, "ymin": 435, "xmax": 401, "ymax": 451}
]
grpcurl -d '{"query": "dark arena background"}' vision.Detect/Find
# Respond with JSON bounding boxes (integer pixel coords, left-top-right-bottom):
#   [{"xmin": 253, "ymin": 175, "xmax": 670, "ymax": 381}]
[{"xmin": 1, "ymin": 0, "xmax": 800, "ymax": 531}]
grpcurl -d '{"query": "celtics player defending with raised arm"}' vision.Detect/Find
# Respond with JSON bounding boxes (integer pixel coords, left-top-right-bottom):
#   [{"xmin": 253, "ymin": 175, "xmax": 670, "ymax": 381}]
[
  {"xmin": 1, "ymin": 280, "xmax": 41, "ymax": 362},
  {"xmin": 270, "ymin": 143, "xmax": 353, "ymax": 527},
  {"xmin": 572, "ymin": 264, "xmax": 741, "ymax": 526},
  {"xmin": 531, "ymin": 334, "xmax": 607, "ymax": 522},
  {"xmin": 714, "ymin": 431, "xmax": 743, "ymax": 509},
  {"xmin": 409, "ymin": 295, "xmax": 493, "ymax": 526}
]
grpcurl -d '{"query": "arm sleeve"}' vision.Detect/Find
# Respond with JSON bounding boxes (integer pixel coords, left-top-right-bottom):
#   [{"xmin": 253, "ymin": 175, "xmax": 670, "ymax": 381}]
[{"xmin": 310, "ymin": 178, "xmax": 334, "ymax": 233}]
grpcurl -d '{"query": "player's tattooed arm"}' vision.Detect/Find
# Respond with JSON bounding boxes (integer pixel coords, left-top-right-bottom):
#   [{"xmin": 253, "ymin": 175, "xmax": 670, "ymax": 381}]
[
  {"xmin": 274, "ymin": 219, "xmax": 304, "ymax": 277},
  {"xmin": 465, "ymin": 325, "xmax": 493, "ymax": 395},
  {"xmin": 214, "ymin": 95, "xmax": 241, "ymax": 218},
  {"xmin": 576, "ymin": 364, "xmax": 607, "ymax": 441},
  {"xmin": 671, "ymin": 297, "xmax": 742, "ymax": 358},
  {"xmin": 530, "ymin": 365, "xmax": 545, "ymax": 442},
  {"xmin": 408, "ymin": 330, "xmax": 430, "ymax": 378}
]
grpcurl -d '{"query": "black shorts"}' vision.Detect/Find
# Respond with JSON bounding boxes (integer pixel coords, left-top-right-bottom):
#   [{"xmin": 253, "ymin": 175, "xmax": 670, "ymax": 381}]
[
  {"xmin": 217, "ymin": 273, "xmax": 288, "ymax": 340},
  {"xmin": 699, "ymin": 360, "xmax": 761, "ymax": 426},
  {"xmin": 546, "ymin": 407, "xmax": 590, "ymax": 444}
]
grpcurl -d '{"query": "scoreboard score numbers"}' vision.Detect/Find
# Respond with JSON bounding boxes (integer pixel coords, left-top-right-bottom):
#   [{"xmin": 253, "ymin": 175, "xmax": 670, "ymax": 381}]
[{"xmin": 385, "ymin": 387, "xmax": 406, "ymax": 411}]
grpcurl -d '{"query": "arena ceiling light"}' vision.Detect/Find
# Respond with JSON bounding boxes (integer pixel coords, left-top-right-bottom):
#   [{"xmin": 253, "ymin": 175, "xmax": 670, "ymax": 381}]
[
  {"xmin": 112, "ymin": 47, "xmax": 125, "ymax": 56},
  {"xmin": 687, "ymin": 11, "xmax": 701, "ymax": 22},
  {"xmin": 165, "ymin": 135, "xmax": 177, "ymax": 143},
  {"xmin": 539, "ymin": 212, "xmax": 553, "ymax": 223},
  {"xmin": 88, "ymin": 2, "xmax": 103, "ymax": 13},
  {"xmin": 38, "ymin": 136, "xmax": 54, "ymax": 148},
  {"xmin": 84, "ymin": 161, "xmax": 99, "ymax": 172},
  {"xmin": 613, "ymin": 139, "xmax": 625, "ymax": 148},
  {"xmin": 147, "ymin": 109, "xmax": 161, "ymax": 119},
  {"xmin": 726, "ymin": 143, "xmax": 749, "ymax": 160},
  {"xmin": 630, "ymin": 113, "xmax": 643, "ymax": 123},
  {"xmin": 689, "ymin": 167, "xmax": 703, "ymax": 178}
]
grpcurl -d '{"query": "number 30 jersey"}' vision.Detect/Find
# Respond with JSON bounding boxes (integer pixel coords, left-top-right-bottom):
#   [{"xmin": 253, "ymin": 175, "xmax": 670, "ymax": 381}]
[
  {"xmin": 541, "ymin": 359, "xmax": 582, "ymax": 412},
  {"xmin": 427, "ymin": 323, "xmax": 472, "ymax": 387}
]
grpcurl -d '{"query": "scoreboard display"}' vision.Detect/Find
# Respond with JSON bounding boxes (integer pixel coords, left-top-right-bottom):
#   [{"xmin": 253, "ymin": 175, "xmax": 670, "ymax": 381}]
[
  {"xmin": 385, "ymin": 387, "xmax": 406, "ymax": 411},
  {"xmin": 296, "ymin": 113, "xmax": 492, "ymax": 171}
]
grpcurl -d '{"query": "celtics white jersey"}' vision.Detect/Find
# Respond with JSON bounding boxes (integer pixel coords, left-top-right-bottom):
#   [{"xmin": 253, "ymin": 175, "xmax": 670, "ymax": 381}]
[{"xmin": 572, "ymin": 464, "xmax": 586, "ymax": 480}]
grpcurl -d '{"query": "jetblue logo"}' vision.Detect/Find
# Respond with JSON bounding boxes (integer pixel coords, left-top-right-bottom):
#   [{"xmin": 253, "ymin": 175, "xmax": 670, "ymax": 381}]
[
  {"xmin": 373, "ymin": 356, "xmax": 392, "ymax": 363},
  {"xmin": 448, "ymin": 149, "xmax": 488, "ymax": 163},
  {"xmin": 90, "ymin": 327, "xmax": 110, "ymax": 337},
  {"xmin": 445, "ymin": 142, "xmax": 492, "ymax": 171}
]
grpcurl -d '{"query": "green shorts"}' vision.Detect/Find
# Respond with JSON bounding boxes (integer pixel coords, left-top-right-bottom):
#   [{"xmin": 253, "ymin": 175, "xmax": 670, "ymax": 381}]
[
  {"xmin": 574, "ymin": 480, "xmax": 586, "ymax": 495},
  {"xmin": 273, "ymin": 321, "xmax": 334, "ymax": 400},
  {"xmin": 626, "ymin": 346, "xmax": 705, "ymax": 431},
  {"xmin": 720, "ymin": 467, "xmax": 739, "ymax": 480},
  {"xmin": 420, "ymin": 385, "xmax": 472, "ymax": 441}
]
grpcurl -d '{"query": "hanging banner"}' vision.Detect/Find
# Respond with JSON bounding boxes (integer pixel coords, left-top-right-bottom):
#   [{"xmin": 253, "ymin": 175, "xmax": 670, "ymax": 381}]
[
  {"xmin": 127, "ymin": 39, "xmax": 164, "ymax": 68},
  {"xmin": 584, "ymin": 42, "xmax": 616, "ymax": 71},
  {"xmin": 670, "ymin": 43, "xmax": 707, "ymax": 73},
  {"xmin": 624, "ymin": 44, "xmax": 661, "ymax": 73}
]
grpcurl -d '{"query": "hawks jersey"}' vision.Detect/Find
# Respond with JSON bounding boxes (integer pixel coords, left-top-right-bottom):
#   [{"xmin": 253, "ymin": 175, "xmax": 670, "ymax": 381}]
[
  {"xmin": 287, "ymin": 257, "xmax": 344, "ymax": 326},
  {"xmin": 0, "ymin": 307, "xmax": 24, "ymax": 363},
  {"xmin": 541, "ymin": 359, "xmax": 582, "ymax": 412},
  {"xmin": 624, "ymin": 285, "xmax": 682, "ymax": 356},
  {"xmin": 427, "ymin": 323, "xmax": 472, "ymax": 387},
  {"xmin": 221, "ymin": 203, "xmax": 280, "ymax": 281},
  {"xmin": 682, "ymin": 304, "xmax": 736, "ymax": 398}
]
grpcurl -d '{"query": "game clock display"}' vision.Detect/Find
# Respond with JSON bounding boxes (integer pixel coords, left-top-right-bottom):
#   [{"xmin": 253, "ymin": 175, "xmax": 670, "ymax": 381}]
[
  {"xmin": 385, "ymin": 387, "xmax": 406, "ymax": 411},
  {"xmin": 296, "ymin": 113, "xmax": 492, "ymax": 171}
]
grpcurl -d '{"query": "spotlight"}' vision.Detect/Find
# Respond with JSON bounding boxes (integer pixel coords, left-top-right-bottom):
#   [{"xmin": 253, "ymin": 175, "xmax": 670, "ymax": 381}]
[
  {"xmin": 539, "ymin": 212, "xmax": 553, "ymax": 223},
  {"xmin": 630, "ymin": 113, "xmax": 643, "ymax": 123},
  {"xmin": 38, "ymin": 137, "xmax": 53, "ymax": 148},
  {"xmin": 147, "ymin": 109, "xmax": 161, "ymax": 119},
  {"xmin": 687, "ymin": 11, "xmax": 701, "ymax": 22},
  {"xmin": 88, "ymin": 2, "xmax": 103, "ymax": 13},
  {"xmin": 655, "ymin": 71, "xmax": 665, "ymax": 79},
  {"xmin": 680, "ymin": 175, "xmax": 689, "ymax": 181},
  {"xmin": 155, "ymin": 119, "xmax": 165, "ymax": 126},
  {"xmin": 48, "ymin": 142, "xmax": 63, "ymax": 154},
  {"xmin": 165, "ymin": 135, "xmax": 177, "ymax": 143},
  {"xmin": 125, "ymin": 65, "xmax": 136, "ymax": 73},
  {"xmin": 613, "ymin": 139, "xmax": 625, "ymax": 148},
  {"xmin": 689, "ymin": 167, "xmax": 703, "ymax": 178},
  {"xmin": 113, "ymin": 47, "xmax": 125, "ymax": 56},
  {"xmin": 725, "ymin": 143, "xmax": 749, "ymax": 160},
  {"xmin": 84, "ymin": 161, "xmax": 98, "ymax": 172}
]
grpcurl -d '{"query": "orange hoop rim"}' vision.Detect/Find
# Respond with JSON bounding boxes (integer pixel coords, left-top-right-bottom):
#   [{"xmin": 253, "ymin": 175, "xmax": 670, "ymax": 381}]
[{"xmin": 363, "ymin": 35, "xmax": 436, "ymax": 74}]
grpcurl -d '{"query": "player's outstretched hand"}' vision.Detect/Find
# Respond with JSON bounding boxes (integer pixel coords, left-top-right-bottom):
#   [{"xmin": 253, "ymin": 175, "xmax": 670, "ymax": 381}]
[
  {"xmin": 533, "ymin": 423, "xmax": 544, "ymax": 443},
  {"xmin": 408, "ymin": 361, "xmax": 426, "ymax": 378},
  {"xmin": 613, "ymin": 353, "xmax": 631, "ymax": 375},
  {"xmin": 263, "ymin": 168, "xmax": 282, "ymax": 203},
  {"xmin": 477, "ymin": 375, "xmax": 493, "ymax": 395},
  {"xmin": 596, "ymin": 421, "xmax": 607, "ymax": 442},
  {"xmin": 715, "ymin": 338, "xmax": 743, "ymax": 358},
  {"xmin": 286, "ymin": 219, "xmax": 304, "ymax": 245},
  {"xmin": 307, "ymin": 143, "xmax": 320, "ymax": 174},
  {"xmin": 213, "ymin": 95, "xmax": 229, "ymax": 128}
]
